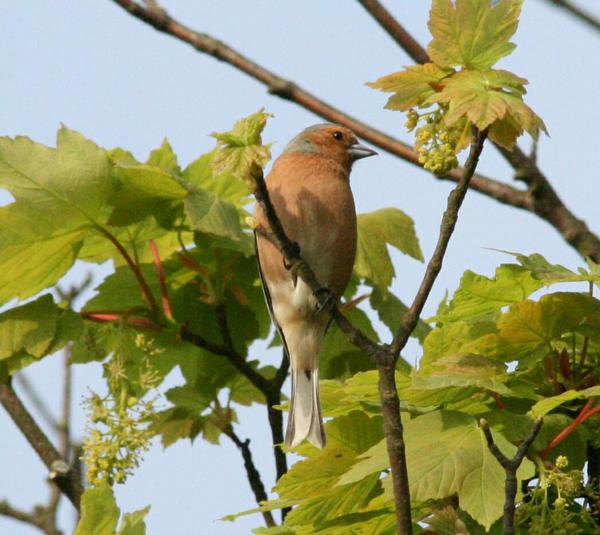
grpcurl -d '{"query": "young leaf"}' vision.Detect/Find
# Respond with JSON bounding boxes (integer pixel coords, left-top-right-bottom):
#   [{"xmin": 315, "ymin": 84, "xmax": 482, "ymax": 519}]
[
  {"xmin": 355, "ymin": 208, "xmax": 422, "ymax": 290},
  {"xmin": 427, "ymin": 0, "xmax": 523, "ymax": 70},
  {"xmin": 529, "ymin": 386, "xmax": 600, "ymax": 417},
  {"xmin": 367, "ymin": 63, "xmax": 453, "ymax": 111},
  {"xmin": 146, "ymin": 138, "xmax": 180, "ymax": 174},
  {"xmin": 431, "ymin": 264, "xmax": 543, "ymax": 323},
  {"xmin": 211, "ymin": 110, "xmax": 272, "ymax": 186},
  {"xmin": 74, "ymin": 483, "xmax": 120, "ymax": 535}
]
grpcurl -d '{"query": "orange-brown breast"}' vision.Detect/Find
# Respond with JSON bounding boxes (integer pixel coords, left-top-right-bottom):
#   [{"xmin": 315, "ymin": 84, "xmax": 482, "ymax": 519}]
[{"xmin": 255, "ymin": 152, "xmax": 357, "ymax": 298}]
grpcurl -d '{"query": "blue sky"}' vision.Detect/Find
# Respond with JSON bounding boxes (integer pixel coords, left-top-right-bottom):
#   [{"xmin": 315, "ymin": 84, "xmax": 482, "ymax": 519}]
[{"xmin": 2, "ymin": 1, "xmax": 599, "ymax": 534}]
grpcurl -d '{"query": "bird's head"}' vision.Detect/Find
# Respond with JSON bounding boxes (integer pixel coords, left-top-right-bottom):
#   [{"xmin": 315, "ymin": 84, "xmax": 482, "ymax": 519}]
[{"xmin": 282, "ymin": 124, "xmax": 377, "ymax": 170}]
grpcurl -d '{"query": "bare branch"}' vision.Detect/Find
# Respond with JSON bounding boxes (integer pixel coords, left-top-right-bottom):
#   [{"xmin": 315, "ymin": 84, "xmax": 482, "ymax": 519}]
[
  {"xmin": 223, "ymin": 426, "xmax": 276, "ymax": 528},
  {"xmin": 480, "ymin": 418, "xmax": 543, "ymax": 535},
  {"xmin": 391, "ymin": 129, "xmax": 488, "ymax": 355},
  {"xmin": 0, "ymin": 380, "xmax": 83, "ymax": 511},
  {"xmin": 543, "ymin": 0, "xmax": 600, "ymax": 33}
]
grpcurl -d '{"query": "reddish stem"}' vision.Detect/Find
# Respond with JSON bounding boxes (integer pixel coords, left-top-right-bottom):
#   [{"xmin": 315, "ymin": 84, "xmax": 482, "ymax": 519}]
[
  {"xmin": 82, "ymin": 312, "xmax": 161, "ymax": 331},
  {"xmin": 541, "ymin": 398, "xmax": 598, "ymax": 456},
  {"xmin": 150, "ymin": 240, "xmax": 174, "ymax": 321}
]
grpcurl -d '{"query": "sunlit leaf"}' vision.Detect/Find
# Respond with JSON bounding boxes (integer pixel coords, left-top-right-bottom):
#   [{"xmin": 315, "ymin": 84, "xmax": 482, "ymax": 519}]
[
  {"xmin": 431, "ymin": 264, "xmax": 543, "ymax": 322},
  {"xmin": 427, "ymin": 0, "xmax": 523, "ymax": 70},
  {"xmin": 368, "ymin": 63, "xmax": 453, "ymax": 111}
]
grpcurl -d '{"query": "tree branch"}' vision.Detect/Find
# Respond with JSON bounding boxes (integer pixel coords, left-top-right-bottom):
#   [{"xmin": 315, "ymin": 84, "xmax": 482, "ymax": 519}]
[
  {"xmin": 223, "ymin": 426, "xmax": 276, "ymax": 528},
  {"xmin": 357, "ymin": 0, "xmax": 600, "ymax": 263},
  {"xmin": 108, "ymin": 0, "xmax": 530, "ymax": 213},
  {"xmin": 480, "ymin": 418, "xmax": 543, "ymax": 535},
  {"xmin": 0, "ymin": 500, "xmax": 63, "ymax": 535},
  {"xmin": 391, "ymin": 129, "xmax": 488, "ymax": 355},
  {"xmin": 543, "ymin": 0, "xmax": 600, "ymax": 33},
  {"xmin": 0, "ymin": 380, "xmax": 83, "ymax": 511}
]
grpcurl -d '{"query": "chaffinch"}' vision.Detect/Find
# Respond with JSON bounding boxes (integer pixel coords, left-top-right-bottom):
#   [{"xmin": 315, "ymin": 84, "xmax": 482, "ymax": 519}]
[{"xmin": 255, "ymin": 124, "xmax": 376, "ymax": 449}]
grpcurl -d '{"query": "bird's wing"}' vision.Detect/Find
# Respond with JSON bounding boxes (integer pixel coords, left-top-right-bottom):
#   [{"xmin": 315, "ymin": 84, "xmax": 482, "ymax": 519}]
[{"xmin": 254, "ymin": 231, "xmax": 290, "ymax": 359}]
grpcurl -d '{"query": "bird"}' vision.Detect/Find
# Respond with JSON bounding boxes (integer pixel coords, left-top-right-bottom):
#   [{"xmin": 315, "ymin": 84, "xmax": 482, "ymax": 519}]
[{"xmin": 254, "ymin": 124, "xmax": 376, "ymax": 449}]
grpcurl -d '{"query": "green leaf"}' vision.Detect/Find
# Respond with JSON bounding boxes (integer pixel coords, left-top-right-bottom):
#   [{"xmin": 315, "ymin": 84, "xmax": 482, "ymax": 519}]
[
  {"xmin": 427, "ymin": 0, "xmax": 523, "ymax": 70},
  {"xmin": 118, "ymin": 506, "xmax": 150, "ymax": 535},
  {"xmin": 0, "ymin": 204, "xmax": 86, "ymax": 305},
  {"xmin": 369, "ymin": 286, "xmax": 430, "ymax": 343},
  {"xmin": 431, "ymin": 264, "xmax": 543, "ymax": 322},
  {"xmin": 355, "ymin": 208, "xmax": 422, "ymax": 289},
  {"xmin": 146, "ymin": 138, "xmax": 180, "ymax": 174},
  {"xmin": 0, "ymin": 127, "xmax": 118, "ymax": 227},
  {"xmin": 83, "ymin": 264, "xmax": 161, "ymax": 312},
  {"xmin": 0, "ymin": 295, "xmax": 59, "ymax": 360},
  {"xmin": 427, "ymin": 69, "xmax": 545, "ymax": 142},
  {"xmin": 367, "ymin": 63, "xmax": 453, "ymax": 111},
  {"xmin": 184, "ymin": 186, "xmax": 246, "ymax": 242},
  {"xmin": 211, "ymin": 110, "xmax": 272, "ymax": 185},
  {"xmin": 74, "ymin": 483, "xmax": 120, "ymax": 535},
  {"xmin": 183, "ymin": 151, "xmax": 251, "ymax": 208},
  {"xmin": 499, "ymin": 251, "xmax": 597, "ymax": 286},
  {"xmin": 341, "ymin": 411, "xmax": 534, "ymax": 529},
  {"xmin": 529, "ymin": 386, "xmax": 600, "ymax": 417},
  {"xmin": 320, "ymin": 307, "xmax": 380, "ymax": 379},
  {"xmin": 494, "ymin": 293, "xmax": 600, "ymax": 361},
  {"xmin": 413, "ymin": 354, "xmax": 511, "ymax": 395},
  {"xmin": 321, "ymin": 371, "xmax": 410, "ymax": 418},
  {"xmin": 109, "ymin": 164, "xmax": 186, "ymax": 225}
]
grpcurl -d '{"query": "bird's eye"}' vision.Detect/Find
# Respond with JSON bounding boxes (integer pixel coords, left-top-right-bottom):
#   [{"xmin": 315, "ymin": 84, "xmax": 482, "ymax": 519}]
[{"xmin": 332, "ymin": 131, "xmax": 343, "ymax": 141}]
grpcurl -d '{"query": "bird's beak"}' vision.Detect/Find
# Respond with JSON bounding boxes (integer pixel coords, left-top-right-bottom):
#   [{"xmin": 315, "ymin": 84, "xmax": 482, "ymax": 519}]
[{"xmin": 348, "ymin": 143, "xmax": 377, "ymax": 161}]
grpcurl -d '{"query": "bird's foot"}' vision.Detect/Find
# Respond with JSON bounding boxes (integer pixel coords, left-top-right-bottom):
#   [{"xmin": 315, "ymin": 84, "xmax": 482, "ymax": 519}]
[
  {"xmin": 314, "ymin": 287, "xmax": 337, "ymax": 313},
  {"xmin": 283, "ymin": 241, "xmax": 301, "ymax": 270}
]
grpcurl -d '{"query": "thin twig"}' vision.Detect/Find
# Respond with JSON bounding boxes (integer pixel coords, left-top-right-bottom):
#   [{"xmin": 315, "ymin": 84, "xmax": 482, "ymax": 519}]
[
  {"xmin": 0, "ymin": 381, "xmax": 83, "ymax": 511},
  {"xmin": 480, "ymin": 418, "xmax": 543, "ymax": 535},
  {"xmin": 543, "ymin": 0, "xmax": 600, "ymax": 33},
  {"xmin": 223, "ymin": 426, "xmax": 276, "ymax": 528},
  {"xmin": 391, "ymin": 129, "xmax": 488, "ymax": 355},
  {"xmin": 214, "ymin": 303, "xmax": 289, "ymax": 513}
]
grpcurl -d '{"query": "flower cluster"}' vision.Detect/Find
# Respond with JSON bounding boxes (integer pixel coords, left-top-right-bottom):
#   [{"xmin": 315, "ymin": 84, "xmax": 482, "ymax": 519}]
[{"xmin": 405, "ymin": 107, "xmax": 461, "ymax": 175}]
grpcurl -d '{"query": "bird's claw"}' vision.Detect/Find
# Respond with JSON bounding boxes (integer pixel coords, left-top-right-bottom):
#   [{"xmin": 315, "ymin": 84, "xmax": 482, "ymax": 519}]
[
  {"xmin": 283, "ymin": 241, "xmax": 301, "ymax": 270},
  {"xmin": 314, "ymin": 287, "xmax": 337, "ymax": 313}
]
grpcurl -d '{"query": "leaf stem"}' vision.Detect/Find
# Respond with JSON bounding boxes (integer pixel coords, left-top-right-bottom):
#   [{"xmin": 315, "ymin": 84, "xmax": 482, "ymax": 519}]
[
  {"xmin": 149, "ymin": 239, "xmax": 174, "ymax": 321},
  {"xmin": 95, "ymin": 226, "xmax": 159, "ymax": 314}
]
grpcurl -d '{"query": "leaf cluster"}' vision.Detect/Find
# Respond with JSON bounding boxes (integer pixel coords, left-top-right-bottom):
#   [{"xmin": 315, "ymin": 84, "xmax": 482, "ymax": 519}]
[
  {"xmin": 242, "ymin": 252, "xmax": 600, "ymax": 532},
  {"xmin": 369, "ymin": 0, "xmax": 546, "ymax": 156}
]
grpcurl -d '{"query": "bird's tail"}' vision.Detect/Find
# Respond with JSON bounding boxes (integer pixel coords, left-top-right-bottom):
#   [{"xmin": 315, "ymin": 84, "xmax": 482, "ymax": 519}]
[{"xmin": 285, "ymin": 368, "xmax": 325, "ymax": 449}]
